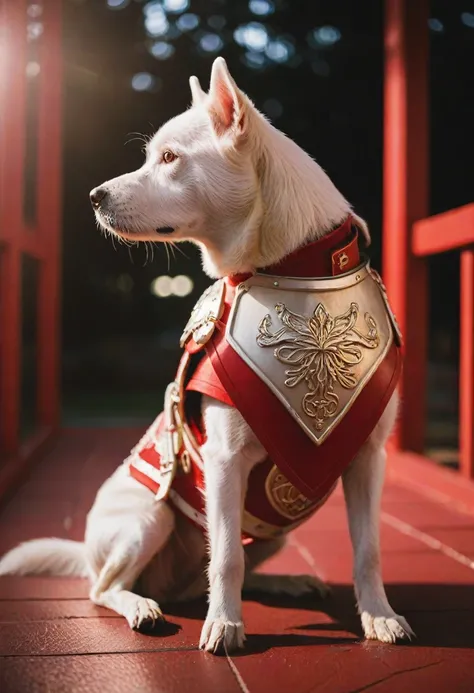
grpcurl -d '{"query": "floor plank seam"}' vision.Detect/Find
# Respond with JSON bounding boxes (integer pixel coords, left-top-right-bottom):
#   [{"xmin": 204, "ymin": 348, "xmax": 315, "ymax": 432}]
[
  {"xmin": 225, "ymin": 648, "xmax": 251, "ymax": 693},
  {"xmin": 0, "ymin": 646, "xmax": 198, "ymax": 658},
  {"xmin": 381, "ymin": 511, "xmax": 474, "ymax": 571}
]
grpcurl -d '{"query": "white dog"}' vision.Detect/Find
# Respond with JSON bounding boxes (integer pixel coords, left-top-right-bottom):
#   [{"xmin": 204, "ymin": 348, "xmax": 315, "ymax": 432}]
[{"xmin": 0, "ymin": 58, "xmax": 413, "ymax": 653}]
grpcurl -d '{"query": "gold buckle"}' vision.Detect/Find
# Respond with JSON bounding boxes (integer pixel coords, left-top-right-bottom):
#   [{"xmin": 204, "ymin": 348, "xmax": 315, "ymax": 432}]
[{"xmin": 155, "ymin": 382, "xmax": 181, "ymax": 501}]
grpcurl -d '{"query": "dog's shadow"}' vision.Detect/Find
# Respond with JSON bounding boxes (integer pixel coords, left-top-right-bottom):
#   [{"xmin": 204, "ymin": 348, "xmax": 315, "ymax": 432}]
[{"xmin": 162, "ymin": 583, "xmax": 474, "ymax": 653}]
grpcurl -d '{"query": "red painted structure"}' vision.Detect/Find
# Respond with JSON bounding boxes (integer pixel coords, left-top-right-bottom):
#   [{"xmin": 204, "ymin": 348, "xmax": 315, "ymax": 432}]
[
  {"xmin": 383, "ymin": 0, "xmax": 474, "ymax": 505},
  {"xmin": 0, "ymin": 0, "xmax": 473, "ymax": 510},
  {"xmin": 0, "ymin": 0, "xmax": 62, "ymax": 496}
]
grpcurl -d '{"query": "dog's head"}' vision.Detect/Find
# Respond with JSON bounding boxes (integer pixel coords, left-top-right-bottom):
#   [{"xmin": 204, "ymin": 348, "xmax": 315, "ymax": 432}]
[
  {"xmin": 91, "ymin": 57, "xmax": 366, "ymax": 277},
  {"xmin": 91, "ymin": 57, "xmax": 264, "ymax": 275}
]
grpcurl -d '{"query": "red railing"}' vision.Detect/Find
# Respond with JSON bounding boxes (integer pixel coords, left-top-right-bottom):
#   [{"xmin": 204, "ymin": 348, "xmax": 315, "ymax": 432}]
[
  {"xmin": 0, "ymin": 0, "xmax": 62, "ymax": 498},
  {"xmin": 383, "ymin": 0, "xmax": 474, "ymax": 506}
]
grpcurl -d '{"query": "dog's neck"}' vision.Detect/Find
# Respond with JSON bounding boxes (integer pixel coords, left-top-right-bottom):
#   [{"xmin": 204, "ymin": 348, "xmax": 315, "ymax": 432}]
[{"xmin": 199, "ymin": 109, "xmax": 354, "ymax": 279}]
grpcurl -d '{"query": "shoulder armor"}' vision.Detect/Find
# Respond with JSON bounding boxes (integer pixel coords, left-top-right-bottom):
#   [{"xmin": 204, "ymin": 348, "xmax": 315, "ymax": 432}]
[{"xmin": 180, "ymin": 279, "xmax": 226, "ymax": 348}]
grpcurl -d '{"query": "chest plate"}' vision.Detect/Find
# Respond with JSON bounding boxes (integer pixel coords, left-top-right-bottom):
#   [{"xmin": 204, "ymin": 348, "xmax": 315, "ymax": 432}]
[{"xmin": 226, "ymin": 262, "xmax": 394, "ymax": 446}]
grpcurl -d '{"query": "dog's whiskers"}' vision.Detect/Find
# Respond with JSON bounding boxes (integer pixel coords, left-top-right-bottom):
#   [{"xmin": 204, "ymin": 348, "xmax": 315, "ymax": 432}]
[
  {"xmin": 164, "ymin": 242, "xmax": 171, "ymax": 271},
  {"xmin": 170, "ymin": 240, "xmax": 189, "ymax": 260},
  {"xmin": 124, "ymin": 131, "xmax": 150, "ymax": 150}
]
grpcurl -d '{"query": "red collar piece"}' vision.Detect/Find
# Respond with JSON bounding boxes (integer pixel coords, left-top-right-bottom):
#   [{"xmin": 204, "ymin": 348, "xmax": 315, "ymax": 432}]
[{"xmin": 229, "ymin": 216, "xmax": 359, "ymax": 286}]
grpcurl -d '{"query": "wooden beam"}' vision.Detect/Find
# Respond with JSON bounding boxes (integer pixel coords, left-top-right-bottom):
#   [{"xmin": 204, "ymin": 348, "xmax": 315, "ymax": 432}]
[{"xmin": 413, "ymin": 203, "xmax": 474, "ymax": 256}]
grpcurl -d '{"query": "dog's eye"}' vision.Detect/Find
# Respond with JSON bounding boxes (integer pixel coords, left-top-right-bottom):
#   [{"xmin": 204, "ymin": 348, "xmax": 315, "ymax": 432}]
[{"xmin": 162, "ymin": 150, "xmax": 177, "ymax": 164}]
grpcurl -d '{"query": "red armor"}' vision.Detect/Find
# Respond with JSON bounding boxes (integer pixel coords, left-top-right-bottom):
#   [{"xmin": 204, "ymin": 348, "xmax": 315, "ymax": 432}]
[{"xmin": 128, "ymin": 217, "xmax": 403, "ymax": 543}]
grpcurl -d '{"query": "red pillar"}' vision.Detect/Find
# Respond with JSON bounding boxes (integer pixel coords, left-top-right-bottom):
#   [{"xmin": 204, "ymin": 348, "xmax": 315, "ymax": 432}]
[
  {"xmin": 0, "ymin": 0, "xmax": 27, "ymax": 455},
  {"xmin": 383, "ymin": 0, "xmax": 429, "ymax": 452},
  {"xmin": 37, "ymin": 0, "xmax": 62, "ymax": 431},
  {"xmin": 0, "ymin": 0, "xmax": 62, "ymax": 470}
]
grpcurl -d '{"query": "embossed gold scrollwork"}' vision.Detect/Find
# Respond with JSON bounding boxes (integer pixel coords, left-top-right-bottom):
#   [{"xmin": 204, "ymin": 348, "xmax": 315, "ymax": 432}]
[{"xmin": 257, "ymin": 302, "xmax": 380, "ymax": 430}]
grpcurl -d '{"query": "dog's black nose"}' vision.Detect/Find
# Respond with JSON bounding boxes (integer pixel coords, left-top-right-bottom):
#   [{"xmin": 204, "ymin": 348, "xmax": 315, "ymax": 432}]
[{"xmin": 90, "ymin": 187, "xmax": 107, "ymax": 208}]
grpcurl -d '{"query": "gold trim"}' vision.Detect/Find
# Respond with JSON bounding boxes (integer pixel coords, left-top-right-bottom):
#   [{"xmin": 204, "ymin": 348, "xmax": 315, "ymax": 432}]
[
  {"xmin": 369, "ymin": 268, "xmax": 403, "ymax": 347},
  {"xmin": 242, "ymin": 258, "xmax": 371, "ymax": 292}
]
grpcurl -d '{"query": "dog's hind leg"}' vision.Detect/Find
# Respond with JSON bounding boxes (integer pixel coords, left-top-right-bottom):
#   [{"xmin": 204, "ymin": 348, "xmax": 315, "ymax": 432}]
[
  {"xmin": 342, "ymin": 393, "xmax": 414, "ymax": 643},
  {"xmin": 88, "ymin": 500, "xmax": 175, "ymax": 631},
  {"xmin": 243, "ymin": 536, "xmax": 330, "ymax": 598}
]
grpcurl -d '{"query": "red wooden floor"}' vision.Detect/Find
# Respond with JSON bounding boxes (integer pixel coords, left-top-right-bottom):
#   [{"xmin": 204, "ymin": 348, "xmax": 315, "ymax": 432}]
[{"xmin": 1, "ymin": 429, "xmax": 474, "ymax": 693}]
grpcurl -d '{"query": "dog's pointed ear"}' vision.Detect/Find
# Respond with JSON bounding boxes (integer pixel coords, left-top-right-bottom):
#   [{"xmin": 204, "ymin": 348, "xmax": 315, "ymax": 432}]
[
  {"xmin": 207, "ymin": 57, "xmax": 245, "ymax": 139},
  {"xmin": 189, "ymin": 75, "xmax": 206, "ymax": 106}
]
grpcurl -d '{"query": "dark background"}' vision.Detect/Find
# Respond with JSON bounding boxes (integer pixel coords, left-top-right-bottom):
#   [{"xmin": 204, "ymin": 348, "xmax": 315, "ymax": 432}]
[{"xmin": 56, "ymin": 0, "xmax": 473, "ymax": 452}]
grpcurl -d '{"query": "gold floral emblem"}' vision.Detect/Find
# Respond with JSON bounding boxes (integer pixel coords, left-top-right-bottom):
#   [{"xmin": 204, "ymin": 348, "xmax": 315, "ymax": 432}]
[
  {"xmin": 265, "ymin": 466, "xmax": 333, "ymax": 520},
  {"xmin": 265, "ymin": 467, "xmax": 314, "ymax": 520},
  {"xmin": 256, "ymin": 302, "xmax": 380, "ymax": 431}
]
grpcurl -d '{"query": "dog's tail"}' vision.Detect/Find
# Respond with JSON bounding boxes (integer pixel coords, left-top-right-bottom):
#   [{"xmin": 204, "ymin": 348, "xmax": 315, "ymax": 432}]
[{"xmin": 0, "ymin": 538, "xmax": 88, "ymax": 577}]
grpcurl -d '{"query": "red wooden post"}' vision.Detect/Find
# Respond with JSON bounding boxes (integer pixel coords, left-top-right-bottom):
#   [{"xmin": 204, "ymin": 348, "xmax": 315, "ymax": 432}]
[
  {"xmin": 37, "ymin": 0, "xmax": 62, "ymax": 431},
  {"xmin": 459, "ymin": 250, "xmax": 474, "ymax": 479},
  {"xmin": 0, "ymin": 0, "xmax": 27, "ymax": 455},
  {"xmin": 0, "ymin": 0, "xmax": 62, "ymax": 469},
  {"xmin": 0, "ymin": 250, "xmax": 21, "ymax": 455},
  {"xmin": 383, "ymin": 0, "xmax": 429, "ymax": 452}
]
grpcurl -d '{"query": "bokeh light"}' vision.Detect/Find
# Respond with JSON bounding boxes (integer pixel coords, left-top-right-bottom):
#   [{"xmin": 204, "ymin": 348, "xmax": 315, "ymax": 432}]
[
  {"xmin": 106, "ymin": 0, "xmax": 130, "ymax": 9},
  {"xmin": 177, "ymin": 13, "xmax": 200, "ymax": 31},
  {"xmin": 234, "ymin": 22, "xmax": 269, "ymax": 52},
  {"xmin": 461, "ymin": 12, "xmax": 474, "ymax": 28},
  {"xmin": 131, "ymin": 72, "xmax": 156, "ymax": 91},
  {"xmin": 311, "ymin": 26, "xmax": 341, "ymax": 47},
  {"xmin": 143, "ymin": 2, "xmax": 169, "ymax": 37},
  {"xmin": 27, "ymin": 21, "xmax": 43, "ymax": 41},
  {"xmin": 150, "ymin": 275, "xmax": 194, "ymax": 298},
  {"xmin": 242, "ymin": 50, "xmax": 267, "ymax": 69},
  {"xmin": 199, "ymin": 33, "xmax": 224, "ymax": 53},
  {"xmin": 150, "ymin": 41, "xmax": 175, "ymax": 59},
  {"xmin": 428, "ymin": 18, "xmax": 444, "ymax": 33},
  {"xmin": 249, "ymin": 0, "xmax": 274, "ymax": 17},
  {"xmin": 163, "ymin": 0, "xmax": 189, "ymax": 13},
  {"xmin": 171, "ymin": 275, "xmax": 194, "ymax": 297},
  {"xmin": 265, "ymin": 38, "xmax": 294, "ymax": 63},
  {"xmin": 26, "ymin": 61, "xmax": 41, "ymax": 78},
  {"xmin": 27, "ymin": 3, "xmax": 43, "ymax": 18}
]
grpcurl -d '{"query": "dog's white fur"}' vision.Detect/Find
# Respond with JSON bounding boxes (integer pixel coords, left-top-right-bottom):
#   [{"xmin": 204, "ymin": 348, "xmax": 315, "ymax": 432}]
[{"xmin": 0, "ymin": 58, "xmax": 413, "ymax": 652}]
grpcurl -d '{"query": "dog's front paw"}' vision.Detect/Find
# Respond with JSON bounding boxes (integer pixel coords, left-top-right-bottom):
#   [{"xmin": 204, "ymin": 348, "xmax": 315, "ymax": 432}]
[
  {"xmin": 199, "ymin": 618, "xmax": 245, "ymax": 654},
  {"xmin": 362, "ymin": 611, "xmax": 414, "ymax": 643},
  {"xmin": 128, "ymin": 597, "xmax": 164, "ymax": 631}
]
